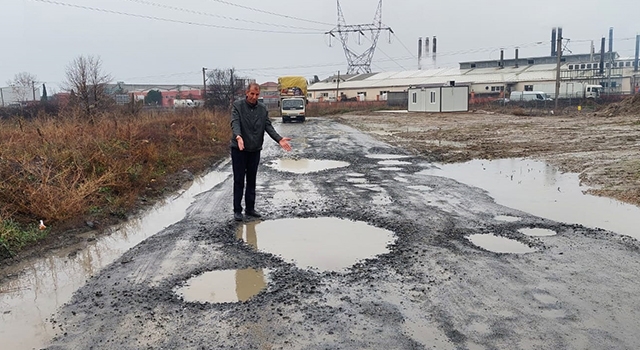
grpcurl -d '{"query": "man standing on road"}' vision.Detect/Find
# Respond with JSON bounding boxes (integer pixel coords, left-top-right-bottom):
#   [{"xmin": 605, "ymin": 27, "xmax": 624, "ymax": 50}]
[{"xmin": 231, "ymin": 83, "xmax": 292, "ymax": 221}]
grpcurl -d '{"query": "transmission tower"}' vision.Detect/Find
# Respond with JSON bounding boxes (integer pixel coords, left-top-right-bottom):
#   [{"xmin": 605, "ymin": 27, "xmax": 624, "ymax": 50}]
[{"xmin": 326, "ymin": 0, "xmax": 393, "ymax": 74}]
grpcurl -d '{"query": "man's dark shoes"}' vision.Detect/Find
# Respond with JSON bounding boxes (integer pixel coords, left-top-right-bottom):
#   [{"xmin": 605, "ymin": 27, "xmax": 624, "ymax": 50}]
[
  {"xmin": 234, "ymin": 212, "xmax": 244, "ymax": 221},
  {"xmin": 245, "ymin": 210, "xmax": 262, "ymax": 218}
]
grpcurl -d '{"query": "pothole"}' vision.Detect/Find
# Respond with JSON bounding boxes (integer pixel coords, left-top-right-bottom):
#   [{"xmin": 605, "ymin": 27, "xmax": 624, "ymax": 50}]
[
  {"xmin": 237, "ymin": 218, "xmax": 395, "ymax": 271},
  {"xmin": 366, "ymin": 154, "xmax": 411, "ymax": 160},
  {"xmin": 378, "ymin": 160, "xmax": 412, "ymax": 166},
  {"xmin": 519, "ymin": 228, "xmax": 557, "ymax": 237},
  {"xmin": 267, "ymin": 158, "xmax": 349, "ymax": 174},
  {"xmin": 467, "ymin": 234, "xmax": 537, "ymax": 254},
  {"xmin": 174, "ymin": 269, "xmax": 270, "ymax": 303},
  {"xmin": 379, "ymin": 167, "xmax": 404, "ymax": 171},
  {"xmin": 494, "ymin": 215, "xmax": 521, "ymax": 222}
]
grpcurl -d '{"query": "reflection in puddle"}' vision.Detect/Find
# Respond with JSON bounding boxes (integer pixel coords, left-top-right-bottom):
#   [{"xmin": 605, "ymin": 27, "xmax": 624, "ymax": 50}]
[
  {"xmin": 394, "ymin": 177, "xmax": 409, "ymax": 183},
  {"xmin": 467, "ymin": 234, "xmax": 537, "ymax": 254},
  {"xmin": 236, "ymin": 218, "xmax": 395, "ymax": 271},
  {"xmin": 378, "ymin": 160, "xmax": 412, "ymax": 166},
  {"xmin": 495, "ymin": 215, "xmax": 521, "ymax": 222},
  {"xmin": 366, "ymin": 154, "xmax": 411, "ymax": 160},
  {"xmin": 346, "ymin": 177, "xmax": 368, "ymax": 184},
  {"xmin": 346, "ymin": 173, "xmax": 365, "ymax": 177},
  {"xmin": 267, "ymin": 159, "xmax": 349, "ymax": 174},
  {"xmin": 174, "ymin": 269, "xmax": 269, "ymax": 303},
  {"xmin": 0, "ymin": 171, "xmax": 230, "ymax": 350},
  {"xmin": 419, "ymin": 158, "xmax": 640, "ymax": 239},
  {"xmin": 519, "ymin": 228, "xmax": 557, "ymax": 237}
]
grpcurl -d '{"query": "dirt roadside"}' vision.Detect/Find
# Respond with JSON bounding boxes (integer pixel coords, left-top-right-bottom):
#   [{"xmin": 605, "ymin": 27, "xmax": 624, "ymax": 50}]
[{"xmin": 332, "ymin": 108, "xmax": 640, "ymax": 207}]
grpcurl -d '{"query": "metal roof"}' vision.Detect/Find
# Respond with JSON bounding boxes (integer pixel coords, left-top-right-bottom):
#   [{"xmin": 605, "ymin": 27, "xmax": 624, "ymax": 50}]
[{"xmin": 309, "ymin": 64, "xmax": 561, "ymax": 91}]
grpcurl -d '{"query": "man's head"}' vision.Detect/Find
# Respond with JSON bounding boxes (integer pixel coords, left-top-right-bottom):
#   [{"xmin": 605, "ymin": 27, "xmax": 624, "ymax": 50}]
[{"xmin": 245, "ymin": 83, "xmax": 261, "ymax": 105}]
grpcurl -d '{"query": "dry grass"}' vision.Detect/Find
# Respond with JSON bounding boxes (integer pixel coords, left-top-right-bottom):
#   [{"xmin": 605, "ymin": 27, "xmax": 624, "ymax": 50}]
[{"xmin": 0, "ymin": 108, "xmax": 231, "ymax": 256}]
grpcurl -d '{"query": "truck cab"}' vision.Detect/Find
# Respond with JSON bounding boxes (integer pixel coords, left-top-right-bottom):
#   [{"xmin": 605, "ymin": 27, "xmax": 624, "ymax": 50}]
[
  {"xmin": 280, "ymin": 97, "xmax": 306, "ymax": 123},
  {"xmin": 585, "ymin": 85, "xmax": 602, "ymax": 99}
]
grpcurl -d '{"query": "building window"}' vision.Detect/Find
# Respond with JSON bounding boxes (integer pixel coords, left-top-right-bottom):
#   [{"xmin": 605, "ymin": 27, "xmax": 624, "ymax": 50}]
[
  {"xmin": 470, "ymin": 63, "xmax": 476, "ymax": 68},
  {"xmin": 321, "ymin": 93, "xmax": 329, "ymax": 97},
  {"xmin": 626, "ymin": 61, "xmax": 631, "ymax": 67},
  {"xmin": 594, "ymin": 63, "xmax": 599, "ymax": 69},
  {"xmin": 491, "ymin": 86, "xmax": 496, "ymax": 92},
  {"xmin": 587, "ymin": 64, "xmax": 592, "ymax": 69},
  {"xmin": 357, "ymin": 92, "xmax": 367, "ymax": 96},
  {"xmin": 412, "ymin": 92, "xmax": 417, "ymax": 104},
  {"xmin": 528, "ymin": 59, "xmax": 534, "ymax": 65},
  {"xmin": 430, "ymin": 91, "xmax": 436, "ymax": 104},
  {"xmin": 568, "ymin": 65, "xmax": 574, "ymax": 70},
  {"xmin": 581, "ymin": 64, "xmax": 586, "ymax": 69},
  {"xmin": 524, "ymin": 85, "xmax": 533, "ymax": 91}
]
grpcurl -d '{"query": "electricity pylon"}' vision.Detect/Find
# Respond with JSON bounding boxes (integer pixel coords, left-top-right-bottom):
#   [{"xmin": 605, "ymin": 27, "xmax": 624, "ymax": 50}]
[{"xmin": 326, "ymin": 0, "xmax": 393, "ymax": 74}]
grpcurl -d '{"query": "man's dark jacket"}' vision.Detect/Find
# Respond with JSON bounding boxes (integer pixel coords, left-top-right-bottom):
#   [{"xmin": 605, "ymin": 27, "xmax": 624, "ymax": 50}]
[{"xmin": 230, "ymin": 99, "xmax": 282, "ymax": 152}]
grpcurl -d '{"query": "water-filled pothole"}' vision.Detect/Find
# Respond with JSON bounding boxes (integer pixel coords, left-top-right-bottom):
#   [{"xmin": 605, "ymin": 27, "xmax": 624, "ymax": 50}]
[
  {"xmin": 519, "ymin": 228, "xmax": 557, "ymax": 237},
  {"xmin": 174, "ymin": 269, "xmax": 269, "ymax": 303},
  {"xmin": 379, "ymin": 167, "xmax": 404, "ymax": 171},
  {"xmin": 366, "ymin": 154, "xmax": 411, "ymax": 160},
  {"xmin": 267, "ymin": 159, "xmax": 349, "ymax": 174},
  {"xmin": 467, "ymin": 234, "xmax": 537, "ymax": 254},
  {"xmin": 494, "ymin": 215, "xmax": 521, "ymax": 222},
  {"xmin": 378, "ymin": 160, "xmax": 412, "ymax": 166},
  {"xmin": 237, "ymin": 218, "xmax": 395, "ymax": 271}
]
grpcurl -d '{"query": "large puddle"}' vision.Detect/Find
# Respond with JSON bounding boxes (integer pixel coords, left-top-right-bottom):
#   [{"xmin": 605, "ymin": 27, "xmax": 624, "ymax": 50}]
[
  {"xmin": 420, "ymin": 159, "xmax": 640, "ymax": 240},
  {"xmin": 0, "ymin": 171, "xmax": 230, "ymax": 350},
  {"xmin": 267, "ymin": 158, "xmax": 349, "ymax": 174},
  {"xmin": 236, "ymin": 218, "xmax": 395, "ymax": 271},
  {"xmin": 467, "ymin": 234, "xmax": 538, "ymax": 254},
  {"xmin": 174, "ymin": 269, "xmax": 269, "ymax": 304}
]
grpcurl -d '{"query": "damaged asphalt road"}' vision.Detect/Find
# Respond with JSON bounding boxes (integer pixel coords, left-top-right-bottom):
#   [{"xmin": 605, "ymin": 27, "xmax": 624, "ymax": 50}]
[{"xmin": 47, "ymin": 117, "xmax": 640, "ymax": 349}]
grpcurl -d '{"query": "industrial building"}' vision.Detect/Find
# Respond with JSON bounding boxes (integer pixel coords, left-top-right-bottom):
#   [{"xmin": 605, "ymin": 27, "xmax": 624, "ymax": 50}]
[{"xmin": 309, "ymin": 29, "xmax": 640, "ymax": 104}]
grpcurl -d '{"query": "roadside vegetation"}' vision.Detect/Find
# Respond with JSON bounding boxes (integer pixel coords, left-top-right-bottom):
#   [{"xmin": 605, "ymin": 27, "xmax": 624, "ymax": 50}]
[{"xmin": 0, "ymin": 107, "xmax": 231, "ymax": 259}]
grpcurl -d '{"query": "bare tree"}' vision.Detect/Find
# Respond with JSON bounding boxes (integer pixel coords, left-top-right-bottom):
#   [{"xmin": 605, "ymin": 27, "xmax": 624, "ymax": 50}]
[
  {"xmin": 7, "ymin": 72, "xmax": 38, "ymax": 104},
  {"xmin": 64, "ymin": 55, "xmax": 113, "ymax": 112},
  {"xmin": 206, "ymin": 68, "xmax": 249, "ymax": 110}
]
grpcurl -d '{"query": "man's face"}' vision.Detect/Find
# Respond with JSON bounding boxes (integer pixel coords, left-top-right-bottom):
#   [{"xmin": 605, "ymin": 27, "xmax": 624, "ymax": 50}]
[{"xmin": 246, "ymin": 86, "xmax": 260, "ymax": 104}]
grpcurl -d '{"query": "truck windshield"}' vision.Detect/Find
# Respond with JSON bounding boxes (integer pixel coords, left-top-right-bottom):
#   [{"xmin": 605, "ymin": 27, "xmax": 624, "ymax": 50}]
[{"xmin": 282, "ymin": 99, "xmax": 304, "ymax": 110}]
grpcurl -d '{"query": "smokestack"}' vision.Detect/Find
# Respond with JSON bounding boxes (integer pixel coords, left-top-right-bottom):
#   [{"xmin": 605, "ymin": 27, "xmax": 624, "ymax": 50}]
[
  {"xmin": 609, "ymin": 27, "xmax": 614, "ymax": 53},
  {"xmin": 499, "ymin": 49, "xmax": 504, "ymax": 68},
  {"xmin": 590, "ymin": 40, "xmax": 595, "ymax": 62},
  {"xmin": 634, "ymin": 34, "xmax": 639, "ymax": 72},
  {"xmin": 432, "ymin": 36, "xmax": 437, "ymax": 54},
  {"xmin": 551, "ymin": 28, "xmax": 557, "ymax": 56},
  {"xmin": 425, "ymin": 37, "xmax": 429, "ymax": 56},
  {"xmin": 418, "ymin": 37, "xmax": 422, "ymax": 70},
  {"xmin": 515, "ymin": 48, "xmax": 519, "ymax": 68},
  {"xmin": 600, "ymin": 37, "xmax": 606, "ymax": 75}
]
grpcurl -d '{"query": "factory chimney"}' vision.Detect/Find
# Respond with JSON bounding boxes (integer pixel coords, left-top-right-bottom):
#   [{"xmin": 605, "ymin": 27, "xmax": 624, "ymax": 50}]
[
  {"xmin": 634, "ymin": 34, "xmax": 639, "ymax": 72},
  {"xmin": 499, "ymin": 49, "xmax": 504, "ymax": 68},
  {"xmin": 418, "ymin": 37, "xmax": 423, "ymax": 70},
  {"xmin": 609, "ymin": 27, "xmax": 614, "ymax": 53},
  {"xmin": 515, "ymin": 48, "xmax": 519, "ymax": 68},
  {"xmin": 551, "ymin": 28, "xmax": 557, "ymax": 56},
  {"xmin": 600, "ymin": 37, "xmax": 606, "ymax": 75}
]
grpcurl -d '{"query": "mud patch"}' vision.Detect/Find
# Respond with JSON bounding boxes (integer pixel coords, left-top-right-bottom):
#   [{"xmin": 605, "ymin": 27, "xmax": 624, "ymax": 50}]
[
  {"xmin": 174, "ymin": 269, "xmax": 270, "ymax": 303},
  {"xmin": 236, "ymin": 218, "xmax": 395, "ymax": 271},
  {"xmin": 267, "ymin": 158, "xmax": 349, "ymax": 174},
  {"xmin": 467, "ymin": 234, "xmax": 537, "ymax": 254}
]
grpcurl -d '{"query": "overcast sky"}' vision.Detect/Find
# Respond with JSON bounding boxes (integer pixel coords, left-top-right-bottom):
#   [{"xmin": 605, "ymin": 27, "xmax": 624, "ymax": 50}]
[{"xmin": 1, "ymin": 0, "xmax": 638, "ymax": 92}]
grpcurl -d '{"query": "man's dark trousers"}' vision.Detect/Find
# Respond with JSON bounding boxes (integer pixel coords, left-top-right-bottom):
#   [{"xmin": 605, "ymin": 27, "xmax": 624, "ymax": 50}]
[{"xmin": 231, "ymin": 147, "xmax": 261, "ymax": 214}]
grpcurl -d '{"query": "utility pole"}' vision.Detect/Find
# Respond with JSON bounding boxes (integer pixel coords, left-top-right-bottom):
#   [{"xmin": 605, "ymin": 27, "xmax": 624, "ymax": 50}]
[
  {"xmin": 336, "ymin": 70, "xmax": 340, "ymax": 101},
  {"xmin": 32, "ymin": 81, "xmax": 36, "ymax": 101},
  {"xmin": 202, "ymin": 67, "xmax": 207, "ymax": 102},
  {"xmin": 0, "ymin": 87, "xmax": 4, "ymax": 107},
  {"xmin": 229, "ymin": 68, "xmax": 234, "ymax": 109},
  {"xmin": 554, "ymin": 28, "xmax": 563, "ymax": 112}
]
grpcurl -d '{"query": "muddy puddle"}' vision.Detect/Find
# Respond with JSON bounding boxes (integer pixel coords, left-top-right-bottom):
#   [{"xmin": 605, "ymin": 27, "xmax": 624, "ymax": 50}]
[
  {"xmin": 236, "ymin": 218, "xmax": 395, "ymax": 271},
  {"xmin": 467, "ymin": 234, "xmax": 537, "ymax": 254},
  {"xmin": 420, "ymin": 158, "xmax": 640, "ymax": 240},
  {"xmin": 174, "ymin": 269, "xmax": 270, "ymax": 304},
  {"xmin": 366, "ymin": 154, "xmax": 411, "ymax": 160},
  {"xmin": 0, "ymin": 171, "xmax": 230, "ymax": 350},
  {"xmin": 519, "ymin": 228, "xmax": 557, "ymax": 237},
  {"xmin": 267, "ymin": 158, "xmax": 349, "ymax": 174}
]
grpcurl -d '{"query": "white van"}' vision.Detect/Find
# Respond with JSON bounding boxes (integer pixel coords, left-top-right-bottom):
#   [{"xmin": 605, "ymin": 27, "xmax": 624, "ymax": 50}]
[{"xmin": 510, "ymin": 91, "xmax": 552, "ymax": 102}]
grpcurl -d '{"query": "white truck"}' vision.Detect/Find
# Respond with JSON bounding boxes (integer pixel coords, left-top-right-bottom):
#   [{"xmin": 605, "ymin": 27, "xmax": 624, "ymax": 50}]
[
  {"xmin": 278, "ymin": 76, "xmax": 307, "ymax": 123},
  {"xmin": 173, "ymin": 99, "xmax": 195, "ymax": 108},
  {"xmin": 520, "ymin": 83, "xmax": 602, "ymax": 100}
]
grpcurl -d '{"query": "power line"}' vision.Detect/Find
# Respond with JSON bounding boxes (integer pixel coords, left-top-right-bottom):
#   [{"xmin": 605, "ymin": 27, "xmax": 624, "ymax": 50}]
[
  {"xmin": 31, "ymin": 0, "xmax": 324, "ymax": 34},
  {"xmin": 123, "ymin": 0, "xmax": 325, "ymax": 31},
  {"xmin": 392, "ymin": 33, "xmax": 417, "ymax": 59},
  {"xmin": 203, "ymin": 0, "xmax": 334, "ymax": 26}
]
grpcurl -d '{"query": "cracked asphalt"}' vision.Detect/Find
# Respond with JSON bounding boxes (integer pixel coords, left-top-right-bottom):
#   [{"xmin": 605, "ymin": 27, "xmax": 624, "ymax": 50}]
[{"xmin": 47, "ymin": 117, "xmax": 640, "ymax": 349}]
